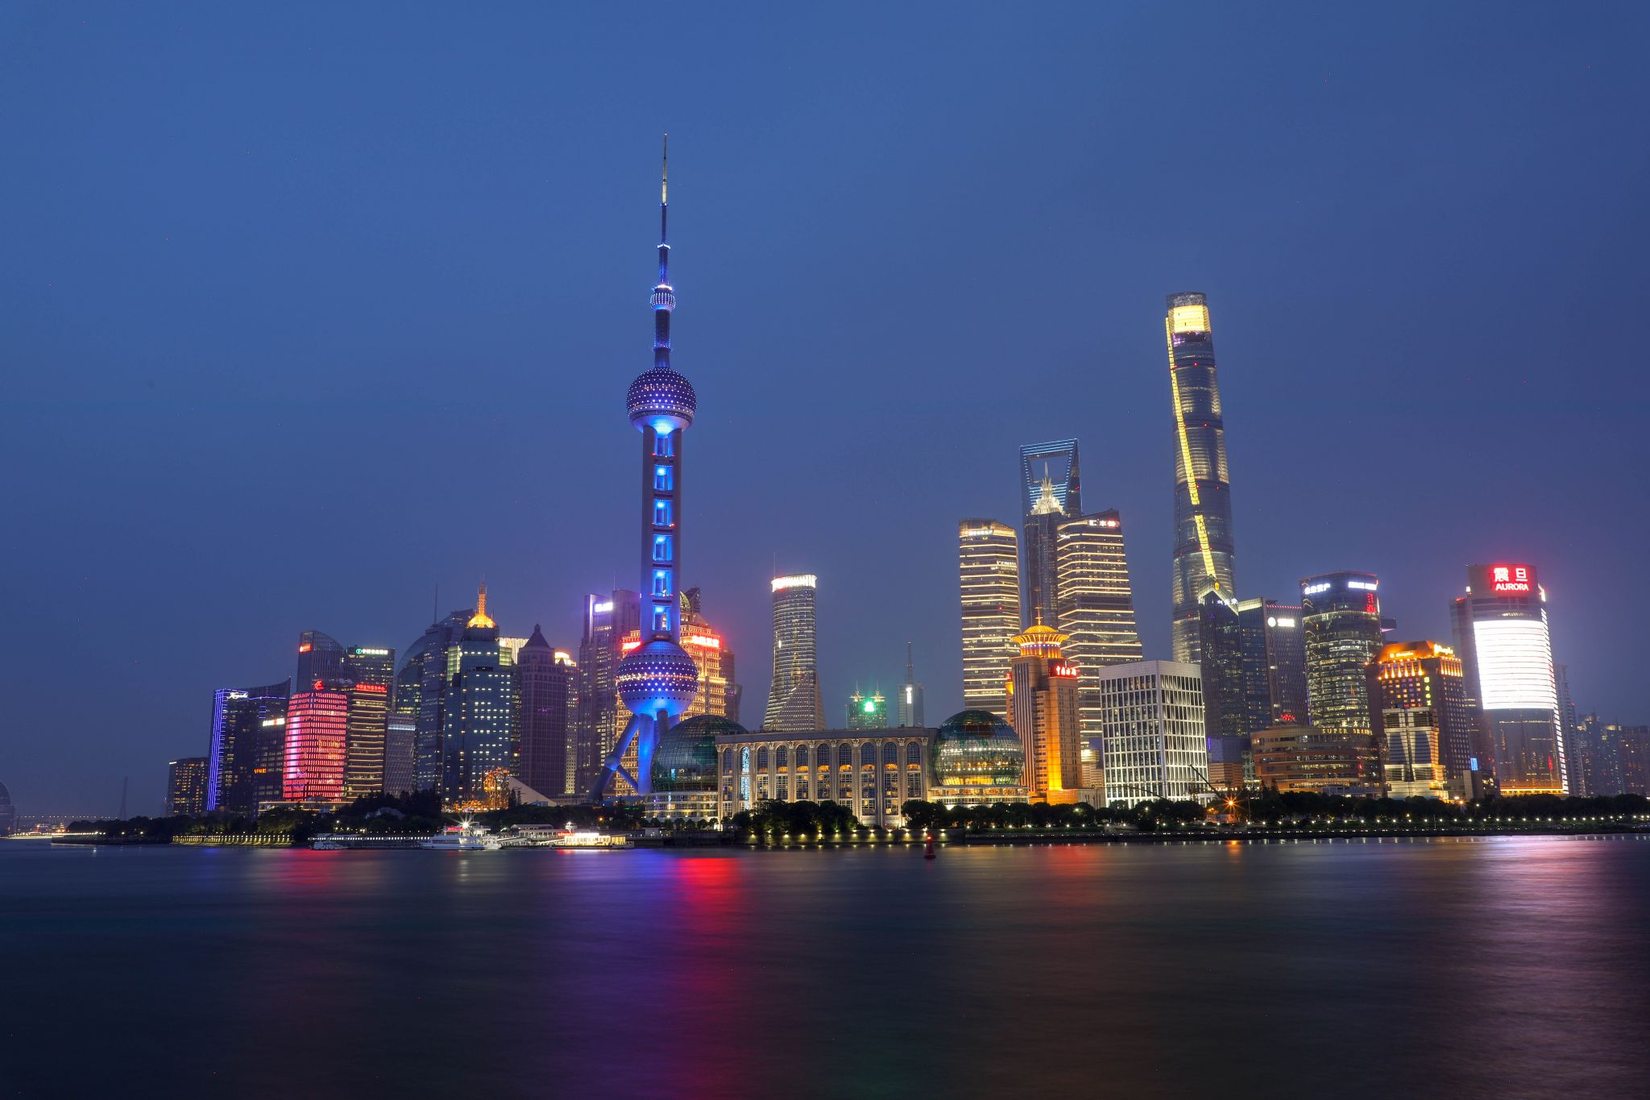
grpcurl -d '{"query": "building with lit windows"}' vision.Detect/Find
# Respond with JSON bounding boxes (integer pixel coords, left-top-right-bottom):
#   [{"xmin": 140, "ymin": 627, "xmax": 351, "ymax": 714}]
[
  {"xmin": 717, "ymin": 727, "xmax": 940, "ymax": 827},
  {"xmin": 847, "ymin": 690, "xmax": 888, "ymax": 729},
  {"xmin": 1237, "ymin": 599, "xmax": 1307, "ymax": 736},
  {"xmin": 517, "ymin": 625, "xmax": 575, "ymax": 798},
  {"xmin": 295, "ymin": 630, "xmax": 345, "ymax": 690},
  {"xmin": 1054, "ymin": 509, "xmax": 1144, "ymax": 746},
  {"xmin": 1094, "ymin": 661, "xmax": 1209, "ymax": 805},
  {"xmin": 1618, "ymin": 725, "xmax": 1650, "ymax": 796},
  {"xmin": 0, "ymin": 781, "xmax": 14, "ymax": 836},
  {"xmin": 442, "ymin": 585, "xmax": 520, "ymax": 807},
  {"xmin": 383, "ymin": 714, "xmax": 416, "ymax": 797},
  {"xmin": 763, "ymin": 574, "xmax": 824, "ymax": 732},
  {"xmin": 167, "ymin": 757, "xmax": 208, "ymax": 816},
  {"xmin": 1450, "ymin": 563, "xmax": 1567, "ymax": 795},
  {"xmin": 1253, "ymin": 725, "xmax": 1379, "ymax": 795},
  {"xmin": 1165, "ymin": 293, "xmax": 1238, "ymax": 664},
  {"xmin": 342, "ymin": 645, "xmax": 394, "ymax": 801},
  {"xmin": 959, "ymin": 519, "xmax": 1020, "ymax": 720},
  {"xmin": 1301, "ymin": 571, "xmax": 1386, "ymax": 795},
  {"xmin": 283, "ymin": 683, "xmax": 349, "ymax": 805},
  {"xmin": 206, "ymin": 679, "xmax": 290, "ymax": 815},
  {"xmin": 402, "ymin": 608, "xmax": 473, "ymax": 794},
  {"xmin": 1020, "ymin": 439, "xmax": 1081, "ymax": 630},
  {"xmin": 646, "ymin": 713, "xmax": 738, "ymax": 820},
  {"xmin": 575, "ymin": 590, "xmax": 641, "ymax": 794},
  {"xmin": 1007, "ymin": 619, "xmax": 1085, "ymax": 803},
  {"xmin": 897, "ymin": 642, "xmax": 925, "ymax": 728},
  {"xmin": 1569, "ymin": 715, "xmax": 1624, "ymax": 796},
  {"xmin": 1370, "ymin": 641, "xmax": 1475, "ymax": 799}
]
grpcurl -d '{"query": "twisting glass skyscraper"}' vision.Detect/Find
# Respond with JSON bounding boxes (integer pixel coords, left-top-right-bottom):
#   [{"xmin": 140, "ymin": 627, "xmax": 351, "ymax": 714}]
[
  {"xmin": 591, "ymin": 138, "xmax": 701, "ymax": 801},
  {"xmin": 1165, "ymin": 293, "xmax": 1237, "ymax": 662}
]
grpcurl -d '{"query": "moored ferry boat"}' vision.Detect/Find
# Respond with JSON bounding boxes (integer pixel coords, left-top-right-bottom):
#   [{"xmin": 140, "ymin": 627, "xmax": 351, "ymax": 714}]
[{"xmin": 417, "ymin": 822, "xmax": 502, "ymax": 851}]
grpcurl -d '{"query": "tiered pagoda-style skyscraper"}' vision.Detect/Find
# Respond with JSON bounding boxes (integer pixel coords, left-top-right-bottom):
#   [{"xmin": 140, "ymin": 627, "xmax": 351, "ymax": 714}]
[{"xmin": 591, "ymin": 137, "xmax": 701, "ymax": 801}]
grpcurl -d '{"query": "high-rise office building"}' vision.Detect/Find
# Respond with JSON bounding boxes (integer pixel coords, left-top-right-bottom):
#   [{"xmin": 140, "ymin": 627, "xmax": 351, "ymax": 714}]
[
  {"xmin": 847, "ymin": 689, "xmax": 888, "ymax": 730},
  {"xmin": 1019, "ymin": 439, "xmax": 1080, "ymax": 628},
  {"xmin": 1237, "ymin": 599, "xmax": 1307, "ymax": 734},
  {"xmin": 1618, "ymin": 725, "xmax": 1650, "ymax": 796},
  {"xmin": 590, "ymin": 140, "xmax": 705, "ymax": 802},
  {"xmin": 442, "ymin": 584, "xmax": 519, "ymax": 806},
  {"xmin": 404, "ymin": 608, "xmax": 473, "ymax": 793},
  {"xmin": 1165, "ymin": 293, "xmax": 1238, "ymax": 664},
  {"xmin": 517, "ymin": 625, "xmax": 576, "ymax": 799},
  {"xmin": 764, "ymin": 574, "xmax": 825, "ymax": 732},
  {"xmin": 959, "ymin": 519, "xmax": 1020, "ymax": 720},
  {"xmin": 1301, "ymin": 571, "xmax": 1385, "ymax": 794},
  {"xmin": 295, "ymin": 630, "xmax": 346, "ymax": 689},
  {"xmin": 1197, "ymin": 590, "xmax": 1247, "ymax": 751},
  {"xmin": 1370, "ymin": 641, "xmax": 1475, "ymax": 799},
  {"xmin": 206, "ymin": 679, "xmax": 290, "ymax": 815},
  {"xmin": 1007, "ymin": 619, "xmax": 1084, "ymax": 803},
  {"xmin": 1450, "ymin": 563, "xmax": 1566, "ymax": 795},
  {"xmin": 1556, "ymin": 664, "xmax": 1584, "ymax": 797},
  {"xmin": 341, "ymin": 645, "xmax": 394, "ymax": 802},
  {"xmin": 283, "ymin": 684, "xmax": 349, "ymax": 805},
  {"xmin": 166, "ymin": 757, "xmax": 208, "ymax": 816},
  {"xmin": 0, "ymin": 781, "xmax": 14, "ymax": 836},
  {"xmin": 1094, "ymin": 660, "xmax": 1209, "ymax": 805},
  {"xmin": 897, "ymin": 642, "xmax": 925, "ymax": 728},
  {"xmin": 575, "ymin": 590, "xmax": 641, "ymax": 793},
  {"xmin": 1053, "ymin": 510, "xmax": 1144, "ymax": 746},
  {"xmin": 383, "ymin": 713, "xmax": 417, "ymax": 797},
  {"xmin": 1570, "ymin": 714, "xmax": 1623, "ymax": 797}
]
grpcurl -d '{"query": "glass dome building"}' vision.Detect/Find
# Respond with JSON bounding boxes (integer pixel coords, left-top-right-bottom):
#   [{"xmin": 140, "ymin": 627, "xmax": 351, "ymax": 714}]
[
  {"xmin": 932, "ymin": 709, "xmax": 1025, "ymax": 787},
  {"xmin": 651, "ymin": 714, "xmax": 744, "ymax": 793}
]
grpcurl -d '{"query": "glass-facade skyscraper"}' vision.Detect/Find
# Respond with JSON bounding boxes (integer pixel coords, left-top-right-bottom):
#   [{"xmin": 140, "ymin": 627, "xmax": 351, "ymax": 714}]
[
  {"xmin": 764, "ymin": 574, "xmax": 825, "ymax": 732},
  {"xmin": 517, "ymin": 625, "xmax": 575, "ymax": 798},
  {"xmin": 283, "ymin": 684, "xmax": 349, "ymax": 804},
  {"xmin": 405, "ymin": 608, "xmax": 473, "ymax": 793},
  {"xmin": 206, "ymin": 679, "xmax": 291, "ymax": 815},
  {"xmin": 897, "ymin": 642, "xmax": 925, "ymax": 728},
  {"xmin": 1053, "ymin": 510, "xmax": 1143, "ymax": 747},
  {"xmin": 1019, "ymin": 439, "xmax": 1080, "ymax": 629},
  {"xmin": 1371, "ymin": 640, "xmax": 1475, "ymax": 798},
  {"xmin": 575, "ymin": 590, "xmax": 641, "ymax": 793},
  {"xmin": 1450, "ymin": 562, "xmax": 1566, "ymax": 795},
  {"xmin": 958, "ymin": 519, "xmax": 1021, "ymax": 721},
  {"xmin": 1165, "ymin": 293, "xmax": 1237, "ymax": 663},
  {"xmin": 342, "ymin": 645, "xmax": 395, "ymax": 802},
  {"xmin": 1236, "ymin": 598, "xmax": 1308, "ymax": 734},
  {"xmin": 441, "ymin": 585, "xmax": 519, "ymax": 806},
  {"xmin": 1300, "ymin": 571, "xmax": 1385, "ymax": 794}
]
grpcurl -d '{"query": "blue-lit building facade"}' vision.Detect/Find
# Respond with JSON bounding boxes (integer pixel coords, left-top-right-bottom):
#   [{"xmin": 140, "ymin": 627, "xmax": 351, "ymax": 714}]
[
  {"xmin": 206, "ymin": 679, "xmax": 290, "ymax": 815},
  {"xmin": 592, "ymin": 138, "xmax": 701, "ymax": 801},
  {"xmin": 441, "ymin": 586, "xmax": 519, "ymax": 807}
]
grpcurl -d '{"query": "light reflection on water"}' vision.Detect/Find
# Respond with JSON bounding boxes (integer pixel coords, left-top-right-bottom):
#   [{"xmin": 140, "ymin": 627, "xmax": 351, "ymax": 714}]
[{"xmin": 3, "ymin": 836, "xmax": 1648, "ymax": 1098}]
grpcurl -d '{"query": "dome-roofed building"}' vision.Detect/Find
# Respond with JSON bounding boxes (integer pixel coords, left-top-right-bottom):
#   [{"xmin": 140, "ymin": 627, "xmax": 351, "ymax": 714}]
[
  {"xmin": 646, "ymin": 714, "xmax": 744, "ymax": 821},
  {"xmin": 930, "ymin": 709, "xmax": 1029, "ymax": 807}
]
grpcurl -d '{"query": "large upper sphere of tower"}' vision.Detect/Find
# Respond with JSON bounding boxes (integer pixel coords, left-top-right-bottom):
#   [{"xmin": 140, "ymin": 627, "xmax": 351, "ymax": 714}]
[
  {"xmin": 627, "ymin": 365, "xmax": 696, "ymax": 433},
  {"xmin": 615, "ymin": 638, "xmax": 700, "ymax": 718}
]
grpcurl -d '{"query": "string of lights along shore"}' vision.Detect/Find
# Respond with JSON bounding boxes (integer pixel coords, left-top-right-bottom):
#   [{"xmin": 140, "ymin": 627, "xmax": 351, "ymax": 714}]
[{"xmin": 119, "ymin": 147, "xmax": 1650, "ymax": 835}]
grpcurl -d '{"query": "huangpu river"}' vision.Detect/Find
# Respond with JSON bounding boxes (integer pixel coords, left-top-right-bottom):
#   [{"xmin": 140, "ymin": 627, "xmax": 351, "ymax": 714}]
[{"xmin": 4, "ymin": 836, "xmax": 1649, "ymax": 1098}]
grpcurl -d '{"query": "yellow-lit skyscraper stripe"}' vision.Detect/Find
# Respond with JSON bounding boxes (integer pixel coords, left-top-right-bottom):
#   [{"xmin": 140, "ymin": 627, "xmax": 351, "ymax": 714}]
[{"xmin": 1166, "ymin": 316, "xmax": 1219, "ymax": 587}]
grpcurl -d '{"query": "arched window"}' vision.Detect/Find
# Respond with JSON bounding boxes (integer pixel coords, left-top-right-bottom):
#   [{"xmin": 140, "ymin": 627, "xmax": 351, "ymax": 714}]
[
  {"xmin": 795, "ymin": 745, "xmax": 810, "ymax": 767},
  {"xmin": 882, "ymin": 742, "xmax": 898, "ymax": 764},
  {"xmin": 860, "ymin": 743, "xmax": 877, "ymax": 767},
  {"xmin": 722, "ymin": 748, "xmax": 734, "ymax": 773},
  {"xmin": 756, "ymin": 747, "xmax": 769, "ymax": 770},
  {"xmin": 906, "ymin": 742, "xmax": 922, "ymax": 764},
  {"xmin": 775, "ymin": 745, "xmax": 789, "ymax": 768},
  {"xmin": 838, "ymin": 744, "xmax": 854, "ymax": 766}
]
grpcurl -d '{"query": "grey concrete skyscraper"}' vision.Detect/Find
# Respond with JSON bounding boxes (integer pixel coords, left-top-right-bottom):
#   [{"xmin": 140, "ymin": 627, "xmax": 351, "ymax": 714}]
[
  {"xmin": 764, "ymin": 574, "xmax": 825, "ymax": 731},
  {"xmin": 1165, "ymin": 294, "xmax": 1237, "ymax": 663}
]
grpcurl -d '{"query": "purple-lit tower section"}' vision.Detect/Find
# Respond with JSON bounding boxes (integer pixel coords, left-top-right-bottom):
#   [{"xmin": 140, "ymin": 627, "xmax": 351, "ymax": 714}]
[{"xmin": 592, "ymin": 136, "xmax": 700, "ymax": 801}]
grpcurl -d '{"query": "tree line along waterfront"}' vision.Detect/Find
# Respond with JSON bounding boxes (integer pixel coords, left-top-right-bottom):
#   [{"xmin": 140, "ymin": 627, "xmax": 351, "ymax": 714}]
[{"xmin": 40, "ymin": 790, "xmax": 1650, "ymax": 848}]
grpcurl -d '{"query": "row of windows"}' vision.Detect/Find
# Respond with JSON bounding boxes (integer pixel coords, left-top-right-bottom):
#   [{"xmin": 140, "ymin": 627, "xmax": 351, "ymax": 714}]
[{"xmin": 722, "ymin": 742, "xmax": 925, "ymax": 770}]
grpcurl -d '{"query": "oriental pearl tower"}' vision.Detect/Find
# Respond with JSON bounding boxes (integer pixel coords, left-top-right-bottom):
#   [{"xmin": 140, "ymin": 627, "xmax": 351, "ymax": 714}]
[{"xmin": 591, "ymin": 136, "xmax": 700, "ymax": 802}]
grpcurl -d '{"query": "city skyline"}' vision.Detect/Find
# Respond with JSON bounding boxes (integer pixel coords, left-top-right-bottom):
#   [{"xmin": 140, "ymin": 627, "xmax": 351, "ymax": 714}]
[{"xmin": 4, "ymin": 5, "xmax": 1649, "ymax": 813}]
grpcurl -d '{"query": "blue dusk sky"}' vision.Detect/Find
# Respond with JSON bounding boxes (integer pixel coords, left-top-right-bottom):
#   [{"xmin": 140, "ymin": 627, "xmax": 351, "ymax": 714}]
[{"xmin": 2, "ymin": 2, "xmax": 1647, "ymax": 814}]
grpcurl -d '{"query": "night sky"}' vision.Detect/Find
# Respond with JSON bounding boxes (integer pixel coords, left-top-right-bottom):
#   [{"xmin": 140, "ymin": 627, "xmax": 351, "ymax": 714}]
[{"xmin": 4, "ymin": 3, "xmax": 1647, "ymax": 815}]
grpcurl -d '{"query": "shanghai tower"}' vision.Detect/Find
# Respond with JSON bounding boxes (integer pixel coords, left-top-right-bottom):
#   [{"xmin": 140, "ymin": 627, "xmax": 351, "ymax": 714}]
[
  {"xmin": 1165, "ymin": 292, "xmax": 1237, "ymax": 663},
  {"xmin": 591, "ymin": 137, "xmax": 701, "ymax": 801}
]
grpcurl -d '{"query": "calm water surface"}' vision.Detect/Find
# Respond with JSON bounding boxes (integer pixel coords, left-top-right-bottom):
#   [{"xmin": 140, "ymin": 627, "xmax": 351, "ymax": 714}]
[{"xmin": 3, "ymin": 836, "xmax": 1648, "ymax": 1099}]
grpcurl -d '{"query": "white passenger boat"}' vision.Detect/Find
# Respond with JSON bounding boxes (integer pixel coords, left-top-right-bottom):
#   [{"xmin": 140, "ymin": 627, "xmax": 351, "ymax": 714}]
[{"xmin": 417, "ymin": 822, "xmax": 501, "ymax": 851}]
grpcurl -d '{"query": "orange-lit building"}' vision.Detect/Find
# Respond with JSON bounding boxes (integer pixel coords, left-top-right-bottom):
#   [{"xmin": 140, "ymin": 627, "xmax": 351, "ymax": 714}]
[
  {"xmin": 1006, "ymin": 617, "xmax": 1085, "ymax": 803},
  {"xmin": 1370, "ymin": 641, "xmax": 1475, "ymax": 799},
  {"xmin": 1252, "ymin": 724, "xmax": 1379, "ymax": 795}
]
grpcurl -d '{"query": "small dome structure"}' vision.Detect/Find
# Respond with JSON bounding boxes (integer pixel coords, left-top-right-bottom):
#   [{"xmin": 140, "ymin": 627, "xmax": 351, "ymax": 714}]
[
  {"xmin": 651, "ymin": 714, "xmax": 744, "ymax": 793},
  {"xmin": 932, "ymin": 709, "xmax": 1024, "ymax": 787},
  {"xmin": 616, "ymin": 639, "xmax": 699, "ymax": 718}
]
